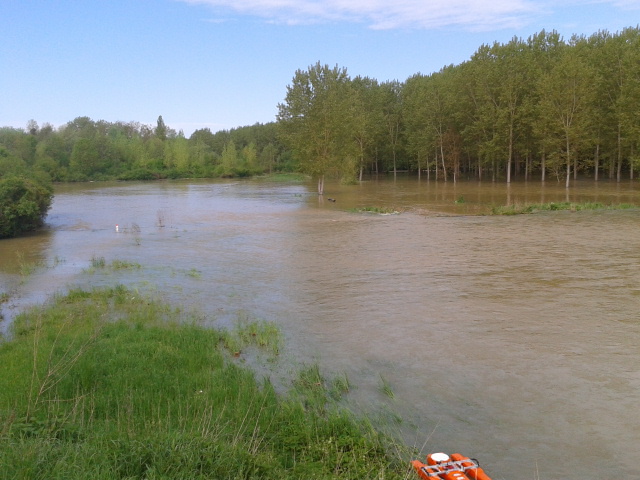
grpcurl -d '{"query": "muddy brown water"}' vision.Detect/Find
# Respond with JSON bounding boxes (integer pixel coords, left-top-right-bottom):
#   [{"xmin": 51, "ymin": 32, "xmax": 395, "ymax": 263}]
[{"xmin": 1, "ymin": 177, "xmax": 639, "ymax": 479}]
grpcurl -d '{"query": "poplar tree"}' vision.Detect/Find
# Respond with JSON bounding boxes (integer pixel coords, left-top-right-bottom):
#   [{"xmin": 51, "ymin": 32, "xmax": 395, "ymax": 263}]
[{"xmin": 277, "ymin": 62, "xmax": 357, "ymax": 194}]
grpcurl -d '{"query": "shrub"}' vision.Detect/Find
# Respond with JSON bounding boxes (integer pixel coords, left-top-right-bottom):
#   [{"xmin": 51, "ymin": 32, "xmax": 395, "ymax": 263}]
[{"xmin": 0, "ymin": 175, "xmax": 53, "ymax": 238}]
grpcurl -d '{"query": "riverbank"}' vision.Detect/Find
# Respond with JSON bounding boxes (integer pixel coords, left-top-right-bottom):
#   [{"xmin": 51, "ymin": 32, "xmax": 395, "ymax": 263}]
[{"xmin": 0, "ymin": 285, "xmax": 411, "ymax": 479}]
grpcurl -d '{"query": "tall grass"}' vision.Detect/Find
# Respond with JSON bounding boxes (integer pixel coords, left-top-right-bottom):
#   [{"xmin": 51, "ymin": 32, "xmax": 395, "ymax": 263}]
[{"xmin": 0, "ymin": 286, "xmax": 410, "ymax": 479}]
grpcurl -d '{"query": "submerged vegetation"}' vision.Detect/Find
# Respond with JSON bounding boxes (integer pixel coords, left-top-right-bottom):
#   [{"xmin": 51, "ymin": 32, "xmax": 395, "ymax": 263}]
[
  {"xmin": 490, "ymin": 201, "xmax": 636, "ymax": 215},
  {"xmin": 349, "ymin": 206, "xmax": 400, "ymax": 215},
  {"xmin": 0, "ymin": 286, "xmax": 410, "ymax": 479}
]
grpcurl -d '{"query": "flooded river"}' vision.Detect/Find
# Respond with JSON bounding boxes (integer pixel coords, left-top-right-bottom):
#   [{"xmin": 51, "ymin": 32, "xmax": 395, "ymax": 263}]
[{"xmin": 1, "ymin": 177, "xmax": 639, "ymax": 479}]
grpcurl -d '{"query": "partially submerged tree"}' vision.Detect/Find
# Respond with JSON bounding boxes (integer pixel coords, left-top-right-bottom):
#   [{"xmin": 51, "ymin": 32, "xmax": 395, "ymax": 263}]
[
  {"xmin": 0, "ymin": 175, "xmax": 53, "ymax": 239},
  {"xmin": 277, "ymin": 62, "xmax": 358, "ymax": 194}
]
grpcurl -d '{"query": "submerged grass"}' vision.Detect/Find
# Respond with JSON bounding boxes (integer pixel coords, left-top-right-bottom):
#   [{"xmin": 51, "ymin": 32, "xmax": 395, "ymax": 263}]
[
  {"xmin": 349, "ymin": 206, "xmax": 400, "ymax": 215},
  {"xmin": 16, "ymin": 251, "xmax": 46, "ymax": 278},
  {"xmin": 0, "ymin": 286, "xmax": 410, "ymax": 479},
  {"xmin": 86, "ymin": 257, "xmax": 143, "ymax": 274},
  {"xmin": 491, "ymin": 201, "xmax": 636, "ymax": 215}
]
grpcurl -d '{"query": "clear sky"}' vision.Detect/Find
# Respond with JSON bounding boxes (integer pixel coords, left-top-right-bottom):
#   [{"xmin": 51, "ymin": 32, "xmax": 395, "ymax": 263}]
[{"xmin": 1, "ymin": 0, "xmax": 638, "ymax": 136}]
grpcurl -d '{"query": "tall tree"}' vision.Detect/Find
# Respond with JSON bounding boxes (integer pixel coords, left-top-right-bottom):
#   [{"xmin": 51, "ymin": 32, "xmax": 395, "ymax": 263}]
[
  {"xmin": 155, "ymin": 115, "xmax": 167, "ymax": 141},
  {"xmin": 537, "ymin": 38, "xmax": 594, "ymax": 187},
  {"xmin": 379, "ymin": 81, "xmax": 403, "ymax": 176},
  {"xmin": 277, "ymin": 62, "xmax": 357, "ymax": 194}
]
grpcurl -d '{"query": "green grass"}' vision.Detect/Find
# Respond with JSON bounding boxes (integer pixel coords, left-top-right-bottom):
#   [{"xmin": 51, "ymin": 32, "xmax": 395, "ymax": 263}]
[
  {"xmin": 349, "ymin": 206, "xmax": 400, "ymax": 215},
  {"xmin": 85, "ymin": 257, "xmax": 142, "ymax": 274},
  {"xmin": 490, "ymin": 201, "xmax": 636, "ymax": 215},
  {"xmin": 187, "ymin": 267, "xmax": 202, "ymax": 279},
  {"xmin": 111, "ymin": 259, "xmax": 142, "ymax": 270},
  {"xmin": 380, "ymin": 375, "xmax": 395, "ymax": 399},
  {"xmin": 0, "ymin": 286, "xmax": 409, "ymax": 479},
  {"xmin": 217, "ymin": 314, "xmax": 283, "ymax": 358}
]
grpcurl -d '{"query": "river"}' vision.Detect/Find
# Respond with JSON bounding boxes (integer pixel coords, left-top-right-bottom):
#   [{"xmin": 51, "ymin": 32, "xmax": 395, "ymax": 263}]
[{"xmin": 1, "ymin": 177, "xmax": 639, "ymax": 479}]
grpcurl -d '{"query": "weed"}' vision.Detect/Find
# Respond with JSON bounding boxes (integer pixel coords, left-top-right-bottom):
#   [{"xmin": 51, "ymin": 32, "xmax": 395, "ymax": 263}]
[
  {"xmin": 380, "ymin": 374, "xmax": 395, "ymax": 399},
  {"xmin": 16, "ymin": 251, "xmax": 44, "ymax": 277},
  {"xmin": 219, "ymin": 316, "xmax": 283, "ymax": 357},
  {"xmin": 330, "ymin": 372, "xmax": 351, "ymax": 400},
  {"xmin": 90, "ymin": 255, "xmax": 106, "ymax": 269},
  {"xmin": 131, "ymin": 223, "xmax": 141, "ymax": 246},
  {"xmin": 156, "ymin": 210, "xmax": 166, "ymax": 228},
  {"xmin": 349, "ymin": 206, "xmax": 400, "ymax": 215},
  {"xmin": 187, "ymin": 268, "xmax": 201, "ymax": 279},
  {"xmin": 111, "ymin": 259, "xmax": 142, "ymax": 270}
]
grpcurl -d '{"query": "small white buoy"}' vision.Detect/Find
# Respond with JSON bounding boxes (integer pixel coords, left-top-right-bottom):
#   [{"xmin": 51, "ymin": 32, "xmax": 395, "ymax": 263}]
[{"xmin": 115, "ymin": 224, "xmax": 119, "ymax": 233}]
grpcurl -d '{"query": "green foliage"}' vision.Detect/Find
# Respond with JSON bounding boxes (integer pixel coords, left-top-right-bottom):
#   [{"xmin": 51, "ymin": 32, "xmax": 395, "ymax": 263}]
[
  {"xmin": 0, "ymin": 175, "xmax": 53, "ymax": 238},
  {"xmin": 0, "ymin": 119, "xmax": 287, "ymax": 184},
  {"xmin": 0, "ymin": 286, "xmax": 408, "ymax": 479},
  {"xmin": 277, "ymin": 62, "xmax": 361, "ymax": 192}
]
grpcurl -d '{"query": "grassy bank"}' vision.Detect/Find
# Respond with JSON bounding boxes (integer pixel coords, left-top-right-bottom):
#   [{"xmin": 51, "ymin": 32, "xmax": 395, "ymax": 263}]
[{"xmin": 0, "ymin": 286, "xmax": 410, "ymax": 479}]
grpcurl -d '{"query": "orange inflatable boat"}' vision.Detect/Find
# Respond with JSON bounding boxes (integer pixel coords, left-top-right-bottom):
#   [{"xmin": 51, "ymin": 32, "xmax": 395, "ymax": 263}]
[{"xmin": 411, "ymin": 452, "xmax": 493, "ymax": 480}]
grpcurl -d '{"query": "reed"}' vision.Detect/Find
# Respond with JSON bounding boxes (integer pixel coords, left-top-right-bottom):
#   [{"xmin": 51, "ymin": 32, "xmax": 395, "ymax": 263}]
[
  {"xmin": 16, "ymin": 251, "xmax": 45, "ymax": 277},
  {"xmin": 0, "ymin": 286, "xmax": 409, "ymax": 479},
  {"xmin": 380, "ymin": 374, "xmax": 395, "ymax": 399},
  {"xmin": 90, "ymin": 255, "xmax": 106, "ymax": 269}
]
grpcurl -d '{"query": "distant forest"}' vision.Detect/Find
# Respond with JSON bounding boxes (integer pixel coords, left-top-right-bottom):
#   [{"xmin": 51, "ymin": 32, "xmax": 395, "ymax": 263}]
[{"xmin": 1, "ymin": 27, "xmax": 639, "ymax": 186}]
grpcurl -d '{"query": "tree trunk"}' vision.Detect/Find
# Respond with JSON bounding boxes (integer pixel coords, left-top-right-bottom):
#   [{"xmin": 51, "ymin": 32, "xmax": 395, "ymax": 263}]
[
  {"xmin": 565, "ymin": 134, "xmax": 571, "ymax": 189},
  {"xmin": 440, "ymin": 140, "xmax": 447, "ymax": 182},
  {"xmin": 317, "ymin": 175, "xmax": 325, "ymax": 195},
  {"xmin": 616, "ymin": 124, "xmax": 623, "ymax": 182},
  {"xmin": 594, "ymin": 143, "xmax": 600, "ymax": 181}
]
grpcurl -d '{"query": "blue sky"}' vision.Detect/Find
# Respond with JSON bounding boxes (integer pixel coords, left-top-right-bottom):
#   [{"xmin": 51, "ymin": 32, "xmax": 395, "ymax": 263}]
[{"xmin": 1, "ymin": 0, "xmax": 638, "ymax": 136}]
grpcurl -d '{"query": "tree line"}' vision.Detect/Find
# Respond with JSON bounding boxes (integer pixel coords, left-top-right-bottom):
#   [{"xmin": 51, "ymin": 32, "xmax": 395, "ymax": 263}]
[
  {"xmin": 0, "ymin": 116, "xmax": 290, "ymax": 183},
  {"xmin": 278, "ymin": 27, "xmax": 640, "ymax": 191},
  {"xmin": 2, "ymin": 27, "xmax": 639, "ymax": 235},
  {"xmin": 3, "ymin": 27, "xmax": 639, "ymax": 191}
]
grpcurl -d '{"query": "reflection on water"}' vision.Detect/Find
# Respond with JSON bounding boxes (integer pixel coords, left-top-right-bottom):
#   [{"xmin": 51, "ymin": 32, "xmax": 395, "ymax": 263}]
[{"xmin": 1, "ymin": 177, "xmax": 639, "ymax": 479}]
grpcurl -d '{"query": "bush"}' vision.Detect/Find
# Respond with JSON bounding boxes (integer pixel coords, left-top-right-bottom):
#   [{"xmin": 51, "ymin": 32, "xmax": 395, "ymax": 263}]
[{"xmin": 0, "ymin": 175, "xmax": 53, "ymax": 238}]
